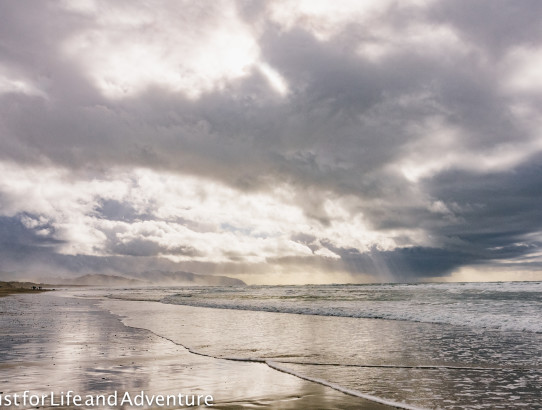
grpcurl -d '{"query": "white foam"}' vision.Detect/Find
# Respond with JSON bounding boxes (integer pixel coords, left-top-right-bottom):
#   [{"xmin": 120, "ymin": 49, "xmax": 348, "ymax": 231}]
[
  {"xmin": 161, "ymin": 281, "xmax": 542, "ymax": 333},
  {"xmin": 266, "ymin": 360, "xmax": 427, "ymax": 410}
]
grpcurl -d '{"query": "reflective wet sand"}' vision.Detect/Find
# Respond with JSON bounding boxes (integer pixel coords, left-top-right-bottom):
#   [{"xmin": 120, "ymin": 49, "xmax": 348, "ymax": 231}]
[{"xmin": 0, "ymin": 292, "xmax": 391, "ymax": 409}]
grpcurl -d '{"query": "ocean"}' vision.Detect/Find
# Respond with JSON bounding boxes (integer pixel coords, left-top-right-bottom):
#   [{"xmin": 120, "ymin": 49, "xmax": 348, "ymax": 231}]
[{"xmin": 102, "ymin": 281, "xmax": 542, "ymax": 409}]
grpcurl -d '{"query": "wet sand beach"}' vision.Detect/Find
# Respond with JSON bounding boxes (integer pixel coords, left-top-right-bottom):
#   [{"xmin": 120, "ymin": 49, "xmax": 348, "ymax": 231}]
[
  {"xmin": 0, "ymin": 292, "xmax": 392, "ymax": 409},
  {"xmin": 100, "ymin": 287, "xmax": 542, "ymax": 410}
]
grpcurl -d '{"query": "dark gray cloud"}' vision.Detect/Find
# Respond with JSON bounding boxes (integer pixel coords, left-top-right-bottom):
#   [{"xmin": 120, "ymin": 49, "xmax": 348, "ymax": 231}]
[
  {"xmin": 1, "ymin": 0, "xmax": 541, "ymax": 283},
  {"xmin": 0, "ymin": 215, "xmax": 63, "ymax": 250},
  {"xmin": 424, "ymin": 154, "xmax": 542, "ymax": 256},
  {"xmin": 428, "ymin": 0, "xmax": 542, "ymax": 56},
  {"xmin": 108, "ymin": 238, "xmax": 201, "ymax": 258}
]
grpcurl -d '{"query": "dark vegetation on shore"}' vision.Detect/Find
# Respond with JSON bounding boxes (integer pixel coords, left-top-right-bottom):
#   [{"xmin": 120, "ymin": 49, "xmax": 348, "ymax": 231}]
[{"xmin": 0, "ymin": 281, "xmax": 52, "ymax": 297}]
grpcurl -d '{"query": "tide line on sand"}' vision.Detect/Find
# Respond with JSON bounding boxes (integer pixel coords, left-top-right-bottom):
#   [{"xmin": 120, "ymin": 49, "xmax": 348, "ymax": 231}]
[
  {"xmin": 122, "ymin": 323, "xmax": 426, "ymax": 410},
  {"xmin": 266, "ymin": 361, "xmax": 425, "ymax": 410}
]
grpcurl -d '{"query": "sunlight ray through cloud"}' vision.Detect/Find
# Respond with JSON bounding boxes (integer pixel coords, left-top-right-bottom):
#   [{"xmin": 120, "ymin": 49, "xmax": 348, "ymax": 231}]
[{"xmin": 0, "ymin": 0, "xmax": 541, "ymax": 283}]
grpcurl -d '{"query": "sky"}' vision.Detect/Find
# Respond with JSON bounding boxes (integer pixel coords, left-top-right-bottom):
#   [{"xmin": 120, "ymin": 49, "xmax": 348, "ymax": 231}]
[{"xmin": 1, "ymin": 0, "xmax": 541, "ymax": 285}]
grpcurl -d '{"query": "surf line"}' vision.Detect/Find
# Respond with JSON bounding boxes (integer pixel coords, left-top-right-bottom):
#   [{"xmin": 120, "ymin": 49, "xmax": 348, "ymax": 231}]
[
  {"xmin": 267, "ymin": 360, "xmax": 424, "ymax": 410},
  {"xmin": 271, "ymin": 360, "xmax": 535, "ymax": 372},
  {"xmin": 116, "ymin": 322, "xmax": 425, "ymax": 410}
]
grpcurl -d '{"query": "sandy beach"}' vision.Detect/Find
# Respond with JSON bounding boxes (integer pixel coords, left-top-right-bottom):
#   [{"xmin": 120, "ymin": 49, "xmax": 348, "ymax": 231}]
[
  {"xmin": 0, "ymin": 291, "xmax": 392, "ymax": 409},
  {"xmin": 4, "ymin": 285, "xmax": 540, "ymax": 409}
]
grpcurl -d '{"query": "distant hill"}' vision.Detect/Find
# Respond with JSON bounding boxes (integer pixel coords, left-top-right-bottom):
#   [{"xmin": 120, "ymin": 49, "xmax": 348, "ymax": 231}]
[{"xmin": 38, "ymin": 271, "xmax": 246, "ymax": 287}]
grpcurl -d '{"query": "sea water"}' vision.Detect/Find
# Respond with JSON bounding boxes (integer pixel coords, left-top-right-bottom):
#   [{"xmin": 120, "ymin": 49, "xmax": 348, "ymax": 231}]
[{"xmin": 105, "ymin": 281, "xmax": 542, "ymax": 409}]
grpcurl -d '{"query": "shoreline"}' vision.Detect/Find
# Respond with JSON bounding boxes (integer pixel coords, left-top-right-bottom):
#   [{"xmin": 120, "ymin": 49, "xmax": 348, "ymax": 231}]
[
  {"xmin": 0, "ymin": 291, "xmax": 394, "ymax": 409},
  {"xmin": 100, "ymin": 286, "xmax": 542, "ymax": 409},
  {"xmin": 100, "ymin": 296, "xmax": 429, "ymax": 409}
]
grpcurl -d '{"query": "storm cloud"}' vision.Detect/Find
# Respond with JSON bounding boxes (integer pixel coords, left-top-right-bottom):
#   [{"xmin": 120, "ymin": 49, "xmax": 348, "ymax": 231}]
[{"xmin": 1, "ymin": 0, "xmax": 541, "ymax": 284}]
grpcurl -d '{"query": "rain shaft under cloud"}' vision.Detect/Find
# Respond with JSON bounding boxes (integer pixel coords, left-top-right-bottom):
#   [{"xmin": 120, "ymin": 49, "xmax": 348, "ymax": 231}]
[{"xmin": 1, "ymin": 0, "xmax": 541, "ymax": 284}]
